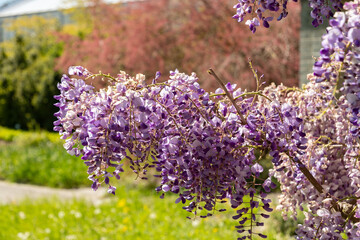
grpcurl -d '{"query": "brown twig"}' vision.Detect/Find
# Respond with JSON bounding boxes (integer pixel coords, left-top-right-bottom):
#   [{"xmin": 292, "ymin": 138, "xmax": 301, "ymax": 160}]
[
  {"xmin": 289, "ymin": 156, "xmax": 359, "ymax": 223},
  {"xmin": 208, "ymin": 68, "xmax": 246, "ymax": 125}
]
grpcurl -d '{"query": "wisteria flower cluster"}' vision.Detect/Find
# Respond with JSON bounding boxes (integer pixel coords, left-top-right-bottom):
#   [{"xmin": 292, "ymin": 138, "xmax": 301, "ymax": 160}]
[
  {"xmin": 312, "ymin": 1, "xmax": 360, "ymax": 139},
  {"xmin": 53, "ymin": 0, "xmax": 360, "ymax": 239},
  {"xmin": 260, "ymin": 76, "xmax": 360, "ymax": 239},
  {"xmin": 233, "ymin": 0, "xmax": 342, "ymax": 32},
  {"xmin": 313, "ymin": 1, "xmax": 360, "ymax": 81},
  {"xmin": 55, "ymin": 65, "xmax": 292, "ymax": 238}
]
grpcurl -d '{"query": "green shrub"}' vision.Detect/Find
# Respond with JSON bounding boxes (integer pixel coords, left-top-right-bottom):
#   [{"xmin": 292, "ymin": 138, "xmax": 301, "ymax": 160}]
[
  {"xmin": 0, "ymin": 16, "xmax": 62, "ymax": 131},
  {"xmin": 0, "ymin": 126, "xmax": 61, "ymax": 144},
  {"xmin": 0, "ymin": 127, "xmax": 88, "ymax": 188}
]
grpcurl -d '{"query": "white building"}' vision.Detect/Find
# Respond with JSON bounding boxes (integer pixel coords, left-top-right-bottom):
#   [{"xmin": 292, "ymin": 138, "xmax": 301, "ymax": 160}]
[{"xmin": 0, "ymin": 0, "xmax": 134, "ymax": 42}]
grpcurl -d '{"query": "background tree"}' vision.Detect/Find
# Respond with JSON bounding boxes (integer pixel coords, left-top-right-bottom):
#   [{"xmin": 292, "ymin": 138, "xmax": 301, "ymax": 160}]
[
  {"xmin": 57, "ymin": 0, "xmax": 300, "ymax": 90},
  {"xmin": 0, "ymin": 16, "xmax": 62, "ymax": 130}
]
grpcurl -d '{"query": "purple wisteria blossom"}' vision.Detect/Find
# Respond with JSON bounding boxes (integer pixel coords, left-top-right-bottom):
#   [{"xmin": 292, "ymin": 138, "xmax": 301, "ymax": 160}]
[
  {"xmin": 55, "ymin": 64, "xmax": 311, "ymax": 238},
  {"xmin": 53, "ymin": 0, "xmax": 360, "ymax": 239},
  {"xmin": 233, "ymin": 0, "xmax": 342, "ymax": 31}
]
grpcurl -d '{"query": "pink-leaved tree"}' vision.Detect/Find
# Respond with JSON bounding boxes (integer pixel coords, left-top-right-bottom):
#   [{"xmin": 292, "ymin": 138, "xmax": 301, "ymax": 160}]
[{"xmin": 56, "ymin": 0, "xmax": 300, "ymax": 91}]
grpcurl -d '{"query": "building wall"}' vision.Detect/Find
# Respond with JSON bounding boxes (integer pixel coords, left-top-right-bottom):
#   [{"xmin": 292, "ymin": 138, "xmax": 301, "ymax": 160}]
[
  {"xmin": 299, "ymin": 1, "xmax": 327, "ymax": 86},
  {"xmin": 0, "ymin": 10, "xmax": 71, "ymax": 42},
  {"xmin": 0, "ymin": 0, "xmax": 134, "ymax": 43}
]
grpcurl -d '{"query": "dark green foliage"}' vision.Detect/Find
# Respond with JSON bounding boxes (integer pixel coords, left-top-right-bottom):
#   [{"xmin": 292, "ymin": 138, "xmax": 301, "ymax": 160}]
[{"xmin": 0, "ymin": 16, "xmax": 63, "ymax": 130}]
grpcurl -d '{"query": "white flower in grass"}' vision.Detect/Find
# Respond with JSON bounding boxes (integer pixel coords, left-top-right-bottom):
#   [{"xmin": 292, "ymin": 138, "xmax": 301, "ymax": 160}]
[
  {"xmin": 58, "ymin": 211, "xmax": 65, "ymax": 218},
  {"xmin": 65, "ymin": 235, "xmax": 77, "ymax": 240},
  {"xmin": 70, "ymin": 210, "xmax": 82, "ymax": 218},
  {"xmin": 94, "ymin": 208, "xmax": 101, "ymax": 215},
  {"xmin": 18, "ymin": 211, "xmax": 26, "ymax": 219},
  {"xmin": 17, "ymin": 232, "xmax": 30, "ymax": 240},
  {"xmin": 192, "ymin": 219, "xmax": 200, "ymax": 227}
]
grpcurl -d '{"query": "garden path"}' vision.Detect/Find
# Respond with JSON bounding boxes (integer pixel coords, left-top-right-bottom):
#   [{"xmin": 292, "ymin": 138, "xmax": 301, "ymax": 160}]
[{"xmin": 0, "ymin": 181, "xmax": 105, "ymax": 204}]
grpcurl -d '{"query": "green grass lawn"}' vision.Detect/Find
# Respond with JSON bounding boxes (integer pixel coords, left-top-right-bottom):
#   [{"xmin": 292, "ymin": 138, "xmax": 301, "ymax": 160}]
[{"xmin": 0, "ymin": 184, "xmax": 299, "ymax": 240}]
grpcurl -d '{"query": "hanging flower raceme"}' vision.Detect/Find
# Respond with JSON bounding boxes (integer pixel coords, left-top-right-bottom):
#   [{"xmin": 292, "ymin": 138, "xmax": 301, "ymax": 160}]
[
  {"xmin": 54, "ymin": 64, "xmax": 311, "ymax": 239},
  {"xmin": 313, "ymin": 1, "xmax": 360, "ymax": 82},
  {"xmin": 232, "ymin": 0, "xmax": 343, "ymax": 32},
  {"xmin": 311, "ymin": 1, "xmax": 360, "ymax": 139}
]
